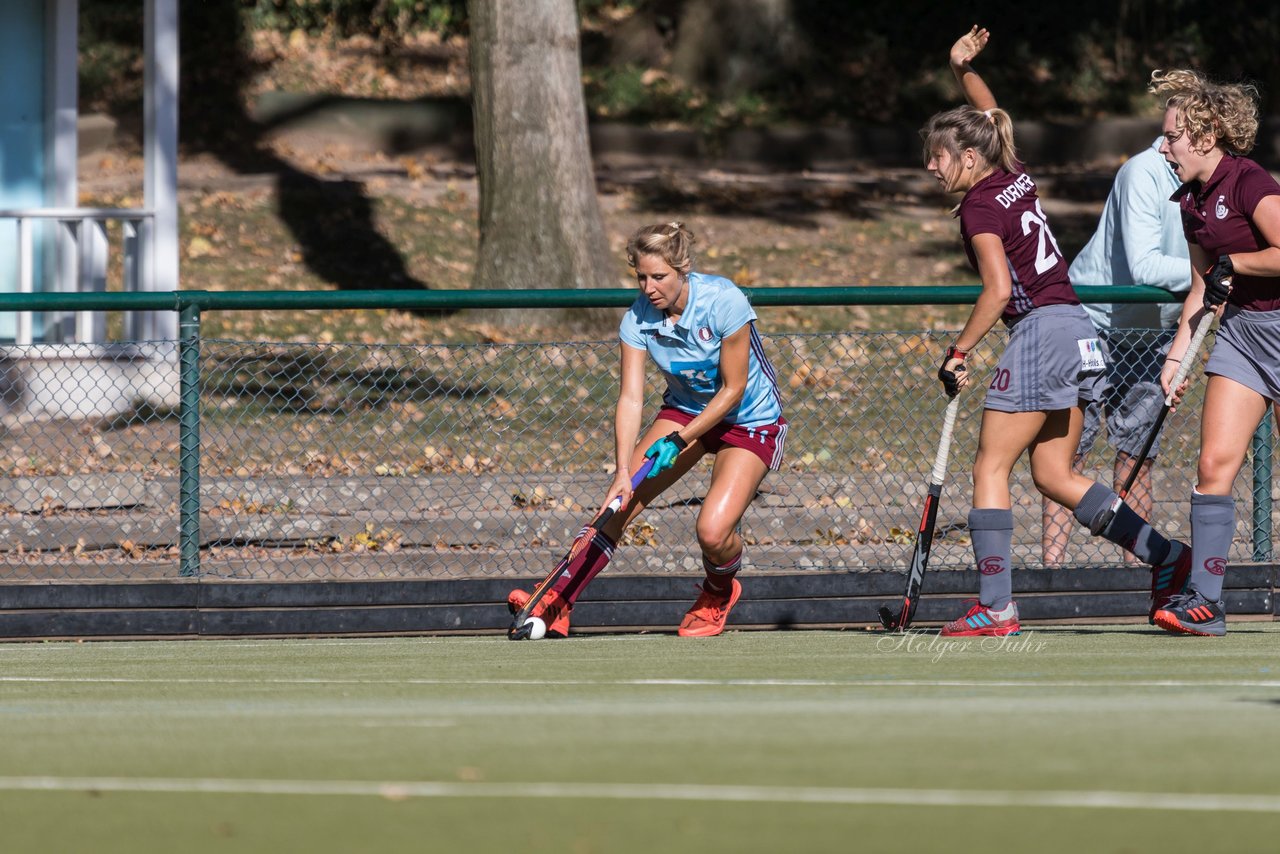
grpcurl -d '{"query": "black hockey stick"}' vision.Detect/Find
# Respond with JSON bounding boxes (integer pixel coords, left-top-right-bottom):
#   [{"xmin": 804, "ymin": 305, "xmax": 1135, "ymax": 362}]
[
  {"xmin": 878, "ymin": 395, "xmax": 962, "ymax": 631},
  {"xmin": 507, "ymin": 457, "xmax": 655, "ymax": 640},
  {"xmin": 1089, "ymin": 309, "xmax": 1216, "ymax": 536}
]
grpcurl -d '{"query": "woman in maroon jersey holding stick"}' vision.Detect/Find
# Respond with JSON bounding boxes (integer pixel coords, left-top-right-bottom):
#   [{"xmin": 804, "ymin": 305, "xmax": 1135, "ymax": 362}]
[
  {"xmin": 924, "ymin": 27, "xmax": 1189, "ymax": 636},
  {"xmin": 1147, "ymin": 69, "xmax": 1280, "ymax": 636}
]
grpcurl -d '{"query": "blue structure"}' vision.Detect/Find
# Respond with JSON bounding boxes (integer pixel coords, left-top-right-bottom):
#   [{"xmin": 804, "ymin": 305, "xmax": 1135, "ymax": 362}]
[
  {"xmin": 0, "ymin": 0, "xmax": 178, "ymax": 348},
  {"xmin": 0, "ymin": 2, "xmax": 48, "ymax": 341}
]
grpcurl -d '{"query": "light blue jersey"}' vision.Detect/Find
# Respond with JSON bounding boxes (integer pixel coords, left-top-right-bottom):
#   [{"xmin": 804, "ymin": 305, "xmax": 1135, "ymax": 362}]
[
  {"xmin": 1070, "ymin": 139, "xmax": 1190, "ymax": 331},
  {"xmin": 619, "ymin": 272, "xmax": 782, "ymax": 428}
]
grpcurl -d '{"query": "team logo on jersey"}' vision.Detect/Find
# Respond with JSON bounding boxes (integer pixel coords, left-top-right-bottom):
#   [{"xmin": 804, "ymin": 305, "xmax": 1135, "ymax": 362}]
[
  {"xmin": 978, "ymin": 557, "xmax": 1005, "ymax": 575},
  {"xmin": 1215, "ymin": 195, "xmax": 1229, "ymax": 220},
  {"xmin": 698, "ymin": 326, "xmax": 713, "ymax": 342},
  {"xmin": 1205, "ymin": 556, "xmax": 1227, "ymax": 576}
]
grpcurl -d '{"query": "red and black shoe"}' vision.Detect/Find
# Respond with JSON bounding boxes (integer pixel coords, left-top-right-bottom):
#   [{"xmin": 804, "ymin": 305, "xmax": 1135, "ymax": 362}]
[
  {"xmin": 940, "ymin": 599, "xmax": 1020, "ymax": 637},
  {"xmin": 1149, "ymin": 541, "xmax": 1192, "ymax": 625},
  {"xmin": 1153, "ymin": 589, "xmax": 1226, "ymax": 637}
]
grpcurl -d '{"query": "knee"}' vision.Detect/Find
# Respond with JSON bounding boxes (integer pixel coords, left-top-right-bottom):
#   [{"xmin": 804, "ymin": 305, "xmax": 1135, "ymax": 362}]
[
  {"xmin": 1031, "ymin": 468, "xmax": 1065, "ymax": 499},
  {"xmin": 971, "ymin": 461, "xmax": 1002, "ymax": 493},
  {"xmin": 695, "ymin": 519, "xmax": 737, "ymax": 556},
  {"xmin": 972, "ymin": 452, "xmax": 998, "ymax": 478},
  {"xmin": 1197, "ymin": 452, "xmax": 1242, "ymax": 491},
  {"xmin": 972, "ymin": 453, "xmax": 1014, "ymax": 491}
]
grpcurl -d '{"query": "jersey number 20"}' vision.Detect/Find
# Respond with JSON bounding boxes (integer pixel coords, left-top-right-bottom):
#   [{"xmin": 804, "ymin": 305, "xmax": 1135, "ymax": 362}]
[{"xmin": 1021, "ymin": 200, "xmax": 1063, "ymax": 275}]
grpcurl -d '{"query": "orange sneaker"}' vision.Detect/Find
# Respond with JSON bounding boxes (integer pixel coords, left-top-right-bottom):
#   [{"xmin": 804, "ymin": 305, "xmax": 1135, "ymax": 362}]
[
  {"xmin": 677, "ymin": 579, "xmax": 741, "ymax": 637},
  {"xmin": 939, "ymin": 600, "xmax": 1020, "ymax": 637},
  {"xmin": 506, "ymin": 588, "xmax": 572, "ymax": 638}
]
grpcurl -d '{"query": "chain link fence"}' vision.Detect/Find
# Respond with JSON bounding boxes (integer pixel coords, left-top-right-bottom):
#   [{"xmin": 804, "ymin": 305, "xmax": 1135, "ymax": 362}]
[{"xmin": 0, "ymin": 321, "xmax": 1272, "ymax": 581}]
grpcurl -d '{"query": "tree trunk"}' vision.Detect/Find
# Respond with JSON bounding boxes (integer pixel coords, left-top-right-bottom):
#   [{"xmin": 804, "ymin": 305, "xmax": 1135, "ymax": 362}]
[{"xmin": 468, "ymin": 0, "xmax": 615, "ymax": 330}]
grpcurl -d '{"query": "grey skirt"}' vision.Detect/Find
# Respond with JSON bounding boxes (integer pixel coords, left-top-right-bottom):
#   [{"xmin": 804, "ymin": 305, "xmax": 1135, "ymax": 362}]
[
  {"xmin": 1205, "ymin": 305, "xmax": 1280, "ymax": 403},
  {"xmin": 984, "ymin": 304, "xmax": 1105, "ymax": 413}
]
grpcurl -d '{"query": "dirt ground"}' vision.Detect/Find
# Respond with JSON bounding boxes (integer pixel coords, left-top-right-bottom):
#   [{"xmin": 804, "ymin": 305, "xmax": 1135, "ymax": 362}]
[
  {"xmin": 76, "ymin": 127, "xmax": 1114, "ymax": 347},
  {"xmin": 71, "ymin": 25, "xmax": 1130, "ymax": 344}
]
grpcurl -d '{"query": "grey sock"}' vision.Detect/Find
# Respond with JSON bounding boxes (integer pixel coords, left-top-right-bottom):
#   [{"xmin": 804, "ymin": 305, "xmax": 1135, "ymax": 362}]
[
  {"xmin": 1073, "ymin": 482, "xmax": 1170, "ymax": 565},
  {"xmin": 1190, "ymin": 492, "xmax": 1234, "ymax": 601},
  {"xmin": 970, "ymin": 508, "xmax": 1014, "ymax": 610}
]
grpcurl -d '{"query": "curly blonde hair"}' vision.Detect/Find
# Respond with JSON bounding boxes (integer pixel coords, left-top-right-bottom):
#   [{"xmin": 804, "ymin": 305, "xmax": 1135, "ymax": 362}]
[
  {"xmin": 625, "ymin": 222, "xmax": 696, "ymax": 274},
  {"xmin": 1149, "ymin": 69, "xmax": 1260, "ymax": 156}
]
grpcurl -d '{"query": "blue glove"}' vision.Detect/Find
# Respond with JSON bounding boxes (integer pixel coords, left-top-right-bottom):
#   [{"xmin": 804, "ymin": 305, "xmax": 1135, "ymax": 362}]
[
  {"xmin": 1202, "ymin": 255, "xmax": 1233, "ymax": 310},
  {"xmin": 643, "ymin": 431, "xmax": 688, "ymax": 478}
]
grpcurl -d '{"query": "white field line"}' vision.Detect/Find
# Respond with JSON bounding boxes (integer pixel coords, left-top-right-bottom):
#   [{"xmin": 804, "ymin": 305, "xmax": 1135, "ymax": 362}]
[
  {"xmin": 2, "ymin": 676, "xmax": 1279, "ymax": 689},
  {"xmin": 0, "ymin": 634, "xmax": 1272, "ymax": 659},
  {"xmin": 1, "ymin": 776, "xmax": 1278, "ymax": 813}
]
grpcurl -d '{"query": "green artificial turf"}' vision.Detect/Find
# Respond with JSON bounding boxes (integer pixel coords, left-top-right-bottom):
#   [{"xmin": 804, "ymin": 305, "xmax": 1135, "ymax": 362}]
[{"xmin": 1, "ymin": 626, "xmax": 1277, "ymax": 853}]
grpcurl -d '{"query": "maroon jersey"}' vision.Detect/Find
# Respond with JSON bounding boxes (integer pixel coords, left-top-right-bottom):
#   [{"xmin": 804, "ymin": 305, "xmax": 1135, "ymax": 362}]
[
  {"xmin": 959, "ymin": 167, "xmax": 1078, "ymax": 321},
  {"xmin": 1174, "ymin": 155, "xmax": 1280, "ymax": 311}
]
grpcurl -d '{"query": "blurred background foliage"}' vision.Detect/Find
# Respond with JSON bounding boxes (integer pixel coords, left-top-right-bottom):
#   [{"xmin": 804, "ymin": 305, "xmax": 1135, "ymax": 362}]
[
  {"xmin": 80, "ymin": 0, "xmax": 1280, "ymax": 138},
  {"xmin": 245, "ymin": 0, "xmax": 470, "ymax": 38}
]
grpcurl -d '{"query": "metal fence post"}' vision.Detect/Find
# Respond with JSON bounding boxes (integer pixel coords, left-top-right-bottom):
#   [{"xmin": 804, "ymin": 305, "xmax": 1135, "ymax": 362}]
[
  {"xmin": 1252, "ymin": 408, "xmax": 1273, "ymax": 562},
  {"xmin": 178, "ymin": 301, "xmax": 202, "ymax": 577}
]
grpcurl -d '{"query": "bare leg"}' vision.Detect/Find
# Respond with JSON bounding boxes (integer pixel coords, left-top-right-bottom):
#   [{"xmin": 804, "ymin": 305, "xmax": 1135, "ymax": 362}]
[
  {"xmin": 975, "ymin": 407, "xmax": 1092, "ymax": 508},
  {"xmin": 973, "ymin": 409, "xmax": 1048, "ymax": 509},
  {"xmin": 1198, "ymin": 376, "xmax": 1268, "ymax": 494},
  {"xmin": 696, "ymin": 447, "xmax": 770, "ymax": 564},
  {"xmin": 968, "ymin": 408, "xmax": 1053, "ymax": 614},
  {"xmin": 1040, "ymin": 453, "xmax": 1084, "ymax": 565},
  {"xmin": 1184, "ymin": 376, "xmax": 1269, "ymax": 602}
]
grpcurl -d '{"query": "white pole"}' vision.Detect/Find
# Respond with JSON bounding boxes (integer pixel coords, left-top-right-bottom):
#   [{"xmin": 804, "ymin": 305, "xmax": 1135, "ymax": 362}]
[
  {"xmin": 49, "ymin": 0, "xmax": 80, "ymax": 344},
  {"xmin": 123, "ymin": 219, "xmax": 140, "ymax": 341},
  {"xmin": 17, "ymin": 218, "xmax": 33, "ymax": 346},
  {"xmin": 145, "ymin": 0, "xmax": 180, "ymax": 348}
]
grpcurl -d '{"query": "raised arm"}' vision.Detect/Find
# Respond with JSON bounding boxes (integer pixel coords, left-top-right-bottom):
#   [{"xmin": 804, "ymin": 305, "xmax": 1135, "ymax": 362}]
[{"xmin": 950, "ymin": 26, "xmax": 995, "ymax": 112}]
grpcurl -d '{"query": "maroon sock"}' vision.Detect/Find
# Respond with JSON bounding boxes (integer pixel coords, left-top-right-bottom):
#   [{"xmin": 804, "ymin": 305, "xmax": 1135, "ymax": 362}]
[
  {"xmin": 701, "ymin": 551, "xmax": 742, "ymax": 593},
  {"xmin": 555, "ymin": 529, "xmax": 617, "ymax": 605}
]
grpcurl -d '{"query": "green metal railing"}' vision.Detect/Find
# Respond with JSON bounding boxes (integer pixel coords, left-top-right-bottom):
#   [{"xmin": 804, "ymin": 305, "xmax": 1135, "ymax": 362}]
[
  {"xmin": 0, "ymin": 286, "xmax": 1270, "ymax": 577},
  {"xmin": 0, "ymin": 284, "xmax": 1175, "ymax": 313}
]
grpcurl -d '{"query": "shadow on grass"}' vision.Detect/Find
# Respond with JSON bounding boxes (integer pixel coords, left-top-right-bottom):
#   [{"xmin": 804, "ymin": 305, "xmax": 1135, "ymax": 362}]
[
  {"xmin": 1021, "ymin": 626, "xmax": 1164, "ymax": 636},
  {"xmin": 606, "ymin": 172, "xmax": 881, "ymax": 228}
]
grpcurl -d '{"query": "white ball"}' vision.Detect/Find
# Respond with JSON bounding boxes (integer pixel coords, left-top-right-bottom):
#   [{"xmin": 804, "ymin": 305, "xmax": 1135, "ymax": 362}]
[{"xmin": 523, "ymin": 616, "xmax": 547, "ymax": 640}]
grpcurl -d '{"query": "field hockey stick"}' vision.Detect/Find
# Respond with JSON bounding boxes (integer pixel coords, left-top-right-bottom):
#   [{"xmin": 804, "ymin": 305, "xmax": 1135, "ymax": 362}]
[
  {"xmin": 878, "ymin": 395, "xmax": 962, "ymax": 632},
  {"xmin": 1089, "ymin": 309, "xmax": 1216, "ymax": 536},
  {"xmin": 507, "ymin": 457, "xmax": 655, "ymax": 640}
]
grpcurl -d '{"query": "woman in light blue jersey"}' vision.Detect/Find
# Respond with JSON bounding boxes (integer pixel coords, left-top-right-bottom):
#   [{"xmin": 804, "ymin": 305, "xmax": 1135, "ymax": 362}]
[{"xmin": 507, "ymin": 221, "xmax": 787, "ymax": 638}]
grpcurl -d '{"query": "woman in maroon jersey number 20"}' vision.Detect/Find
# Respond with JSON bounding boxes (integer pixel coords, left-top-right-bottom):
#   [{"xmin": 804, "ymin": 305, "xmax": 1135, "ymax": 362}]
[{"xmin": 922, "ymin": 27, "xmax": 1190, "ymax": 637}]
